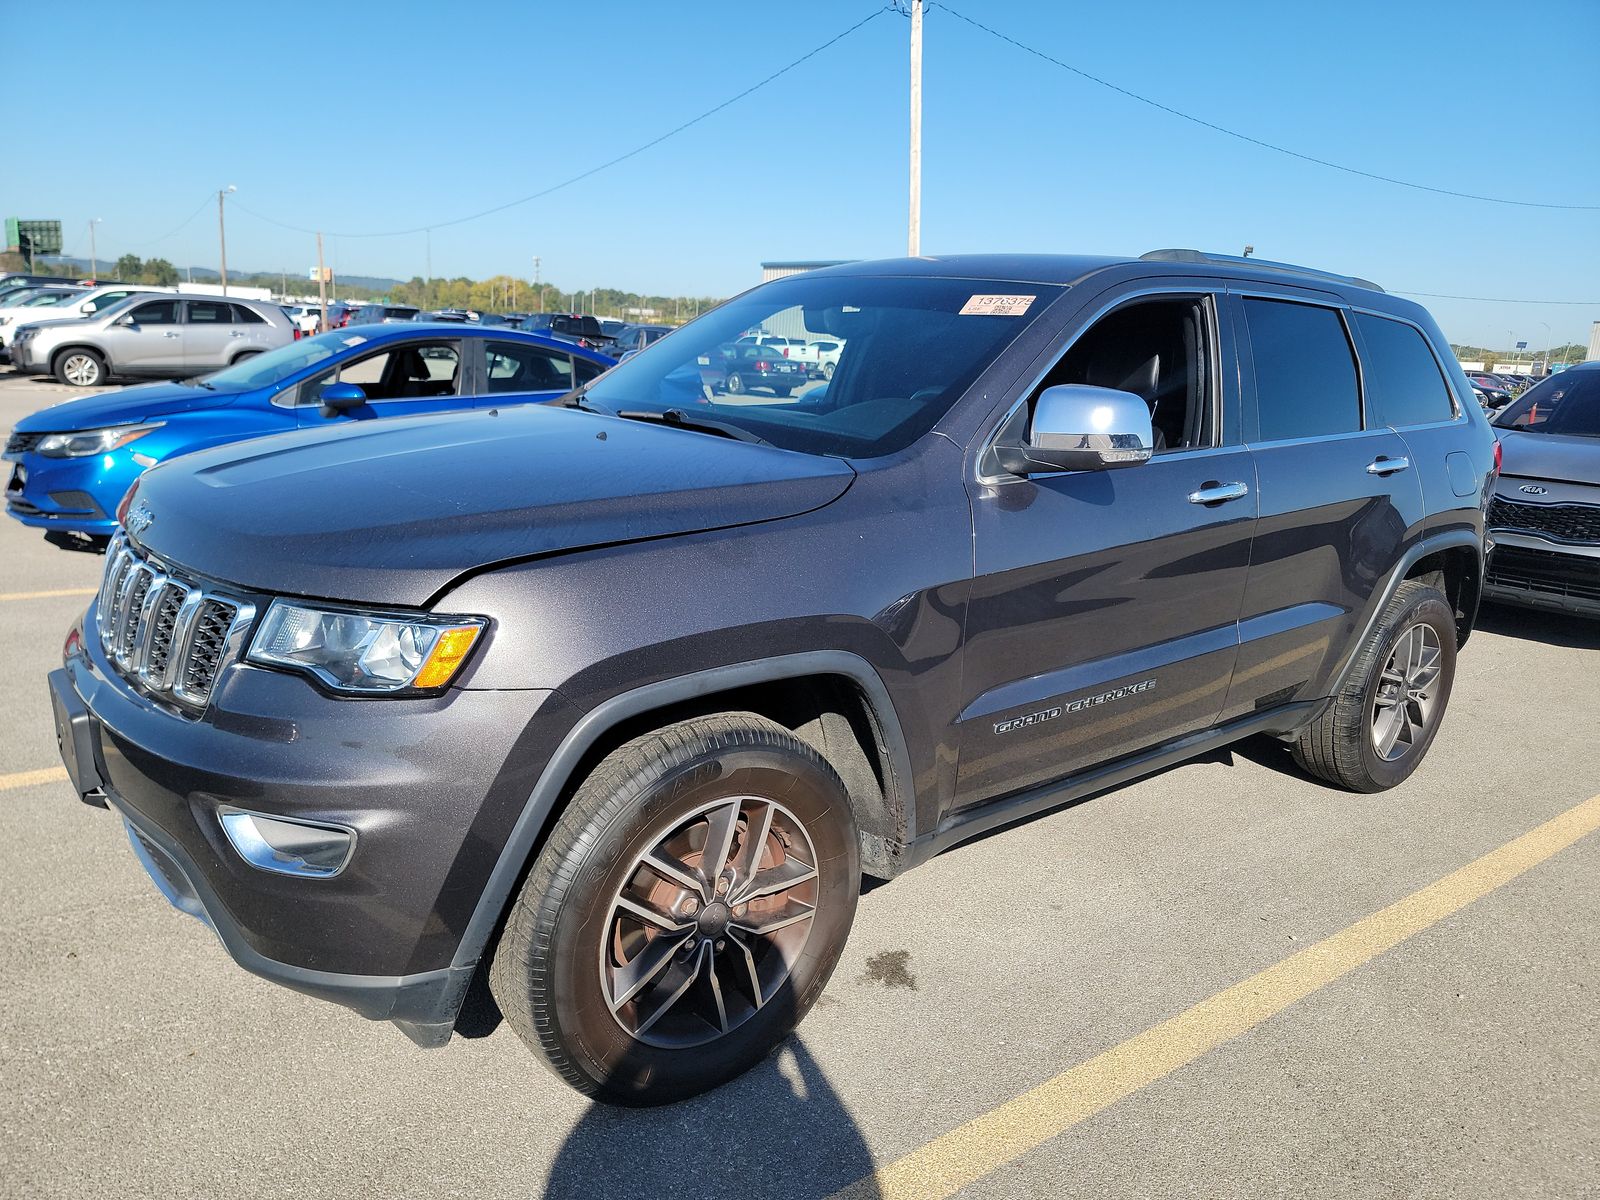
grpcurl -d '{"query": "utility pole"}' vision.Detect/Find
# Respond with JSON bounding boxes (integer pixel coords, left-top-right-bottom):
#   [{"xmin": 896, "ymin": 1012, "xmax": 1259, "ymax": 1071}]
[
  {"xmin": 425, "ymin": 229, "xmax": 432, "ymax": 310},
  {"xmin": 88, "ymin": 218, "xmax": 101, "ymax": 280},
  {"xmin": 533, "ymin": 256, "xmax": 543, "ymax": 313},
  {"xmin": 316, "ymin": 232, "xmax": 328, "ymax": 334},
  {"xmin": 217, "ymin": 185, "xmax": 236, "ymax": 294},
  {"xmin": 907, "ymin": 0, "xmax": 923, "ymax": 257}
]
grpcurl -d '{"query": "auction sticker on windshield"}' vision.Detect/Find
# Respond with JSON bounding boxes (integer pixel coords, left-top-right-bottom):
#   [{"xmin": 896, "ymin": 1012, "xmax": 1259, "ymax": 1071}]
[{"xmin": 960, "ymin": 294, "xmax": 1035, "ymax": 317}]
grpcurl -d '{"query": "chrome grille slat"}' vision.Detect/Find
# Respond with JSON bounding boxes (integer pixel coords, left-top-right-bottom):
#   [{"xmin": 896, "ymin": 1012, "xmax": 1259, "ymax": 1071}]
[{"xmin": 92, "ymin": 533, "xmax": 254, "ymax": 713}]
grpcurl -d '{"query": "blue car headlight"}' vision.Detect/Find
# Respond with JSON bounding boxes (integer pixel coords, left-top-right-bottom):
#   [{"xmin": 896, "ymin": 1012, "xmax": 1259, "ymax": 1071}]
[{"xmin": 36, "ymin": 423, "xmax": 163, "ymax": 458}]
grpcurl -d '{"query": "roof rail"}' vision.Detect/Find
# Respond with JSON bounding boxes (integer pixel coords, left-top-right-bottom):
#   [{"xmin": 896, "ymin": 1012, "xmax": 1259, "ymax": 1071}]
[{"xmin": 1139, "ymin": 248, "xmax": 1385, "ymax": 293}]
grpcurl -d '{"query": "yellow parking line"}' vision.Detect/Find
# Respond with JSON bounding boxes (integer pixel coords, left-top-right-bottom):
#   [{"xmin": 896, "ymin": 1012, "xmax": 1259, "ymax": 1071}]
[
  {"xmin": 0, "ymin": 766, "xmax": 68, "ymax": 791},
  {"xmin": 0, "ymin": 587, "xmax": 97, "ymax": 602},
  {"xmin": 833, "ymin": 790, "xmax": 1600, "ymax": 1200}
]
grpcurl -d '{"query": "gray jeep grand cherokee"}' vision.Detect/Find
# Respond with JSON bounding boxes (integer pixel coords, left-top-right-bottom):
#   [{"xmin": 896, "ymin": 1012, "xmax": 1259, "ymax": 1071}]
[{"xmin": 49, "ymin": 250, "xmax": 1496, "ymax": 1104}]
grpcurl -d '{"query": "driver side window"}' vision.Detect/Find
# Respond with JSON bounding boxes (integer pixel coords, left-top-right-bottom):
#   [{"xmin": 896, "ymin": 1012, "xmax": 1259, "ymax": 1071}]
[
  {"xmin": 1031, "ymin": 296, "xmax": 1215, "ymax": 452},
  {"xmin": 297, "ymin": 342, "xmax": 462, "ymax": 404}
]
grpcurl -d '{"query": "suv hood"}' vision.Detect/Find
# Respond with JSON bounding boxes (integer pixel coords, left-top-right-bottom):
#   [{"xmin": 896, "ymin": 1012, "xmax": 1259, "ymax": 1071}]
[
  {"xmin": 129, "ymin": 404, "xmax": 855, "ymax": 606},
  {"xmin": 14, "ymin": 381, "xmax": 235, "ymax": 433},
  {"xmin": 1497, "ymin": 429, "xmax": 1600, "ymax": 488}
]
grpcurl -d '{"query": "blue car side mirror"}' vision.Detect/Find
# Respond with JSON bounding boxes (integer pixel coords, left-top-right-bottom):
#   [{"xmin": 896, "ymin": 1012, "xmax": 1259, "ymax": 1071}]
[{"xmin": 319, "ymin": 382, "xmax": 367, "ymax": 419}]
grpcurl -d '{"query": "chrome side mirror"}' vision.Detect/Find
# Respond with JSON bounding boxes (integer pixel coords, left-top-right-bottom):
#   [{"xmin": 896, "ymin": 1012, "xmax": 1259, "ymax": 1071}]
[{"xmin": 995, "ymin": 384, "xmax": 1154, "ymax": 475}]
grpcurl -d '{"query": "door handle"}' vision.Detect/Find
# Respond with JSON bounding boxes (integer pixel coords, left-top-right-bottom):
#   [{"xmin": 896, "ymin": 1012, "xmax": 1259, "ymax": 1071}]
[
  {"xmin": 1187, "ymin": 481, "xmax": 1250, "ymax": 505},
  {"xmin": 162, "ymin": 331, "xmax": 180, "ymax": 338},
  {"xmin": 229, "ymin": 330, "xmax": 245, "ymax": 337},
  {"xmin": 1366, "ymin": 456, "xmax": 1410, "ymax": 476}
]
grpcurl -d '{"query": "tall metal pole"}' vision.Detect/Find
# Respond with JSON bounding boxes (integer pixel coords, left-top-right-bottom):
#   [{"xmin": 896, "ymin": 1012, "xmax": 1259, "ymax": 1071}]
[
  {"xmin": 88, "ymin": 218, "xmax": 100, "ymax": 280},
  {"xmin": 218, "ymin": 185, "xmax": 235, "ymax": 295},
  {"xmin": 908, "ymin": 0, "xmax": 923, "ymax": 257},
  {"xmin": 425, "ymin": 228, "xmax": 432, "ymax": 310},
  {"xmin": 534, "ymin": 256, "xmax": 543, "ymax": 313},
  {"xmin": 316, "ymin": 232, "xmax": 328, "ymax": 334}
]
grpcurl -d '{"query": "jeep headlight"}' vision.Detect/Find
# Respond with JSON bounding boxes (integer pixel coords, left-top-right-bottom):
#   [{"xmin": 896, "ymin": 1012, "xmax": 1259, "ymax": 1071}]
[
  {"xmin": 36, "ymin": 424, "xmax": 163, "ymax": 458},
  {"xmin": 247, "ymin": 601, "xmax": 486, "ymax": 694}
]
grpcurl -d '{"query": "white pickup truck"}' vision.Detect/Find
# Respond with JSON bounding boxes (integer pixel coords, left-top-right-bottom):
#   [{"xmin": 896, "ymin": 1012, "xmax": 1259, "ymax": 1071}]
[{"xmin": 735, "ymin": 334, "xmax": 823, "ymax": 377}]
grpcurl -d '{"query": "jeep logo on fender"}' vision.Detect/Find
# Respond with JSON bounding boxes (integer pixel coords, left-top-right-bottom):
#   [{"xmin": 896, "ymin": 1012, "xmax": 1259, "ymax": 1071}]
[{"xmin": 995, "ymin": 678, "xmax": 1158, "ymax": 735}]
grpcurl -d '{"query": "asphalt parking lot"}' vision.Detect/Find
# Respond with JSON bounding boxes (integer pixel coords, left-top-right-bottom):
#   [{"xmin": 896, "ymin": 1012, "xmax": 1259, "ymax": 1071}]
[{"xmin": 1, "ymin": 371, "xmax": 1596, "ymax": 1199}]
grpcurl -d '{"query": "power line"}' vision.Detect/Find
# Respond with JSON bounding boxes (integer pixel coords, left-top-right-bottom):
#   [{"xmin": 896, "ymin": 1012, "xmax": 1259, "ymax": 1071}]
[
  {"xmin": 125, "ymin": 193, "xmax": 216, "ymax": 250},
  {"xmin": 1396, "ymin": 290, "xmax": 1600, "ymax": 306},
  {"xmin": 934, "ymin": 3, "xmax": 1600, "ymax": 213},
  {"xmin": 233, "ymin": 5, "xmax": 894, "ymax": 241}
]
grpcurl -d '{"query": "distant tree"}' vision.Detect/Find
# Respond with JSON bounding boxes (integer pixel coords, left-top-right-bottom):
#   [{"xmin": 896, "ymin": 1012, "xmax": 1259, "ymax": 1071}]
[
  {"xmin": 142, "ymin": 258, "xmax": 179, "ymax": 286},
  {"xmin": 113, "ymin": 254, "xmax": 143, "ymax": 281}
]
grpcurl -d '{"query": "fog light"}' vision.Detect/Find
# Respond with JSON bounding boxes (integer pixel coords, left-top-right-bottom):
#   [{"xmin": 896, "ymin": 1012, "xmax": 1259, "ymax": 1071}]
[{"xmin": 218, "ymin": 807, "xmax": 355, "ymax": 878}]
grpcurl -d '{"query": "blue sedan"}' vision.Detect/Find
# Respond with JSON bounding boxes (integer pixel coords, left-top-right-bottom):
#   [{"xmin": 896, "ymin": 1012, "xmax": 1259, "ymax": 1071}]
[{"xmin": 4, "ymin": 324, "xmax": 613, "ymax": 549}]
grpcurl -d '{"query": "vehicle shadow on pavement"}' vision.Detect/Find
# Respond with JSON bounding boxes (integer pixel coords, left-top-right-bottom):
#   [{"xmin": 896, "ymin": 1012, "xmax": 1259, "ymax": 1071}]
[
  {"xmin": 1475, "ymin": 601, "xmax": 1599, "ymax": 650},
  {"xmin": 541, "ymin": 1039, "xmax": 880, "ymax": 1200}
]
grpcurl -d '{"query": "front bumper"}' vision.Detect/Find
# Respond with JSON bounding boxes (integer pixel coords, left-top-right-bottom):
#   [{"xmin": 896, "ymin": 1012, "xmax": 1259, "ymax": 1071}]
[
  {"xmin": 51, "ymin": 605, "xmax": 556, "ymax": 1044},
  {"xmin": 1483, "ymin": 532, "xmax": 1600, "ymax": 617},
  {"xmin": 4, "ymin": 451, "xmax": 122, "ymax": 537},
  {"xmin": 9, "ymin": 335, "xmax": 47, "ymax": 374}
]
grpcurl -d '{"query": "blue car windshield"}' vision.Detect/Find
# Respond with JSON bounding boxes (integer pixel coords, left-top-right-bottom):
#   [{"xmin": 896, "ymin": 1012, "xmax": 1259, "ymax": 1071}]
[
  {"xmin": 192, "ymin": 329, "xmax": 366, "ymax": 390},
  {"xmin": 582, "ymin": 274, "xmax": 1063, "ymax": 458}
]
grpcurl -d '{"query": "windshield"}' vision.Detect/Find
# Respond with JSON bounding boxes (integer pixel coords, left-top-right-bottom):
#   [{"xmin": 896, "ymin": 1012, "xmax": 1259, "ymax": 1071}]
[
  {"xmin": 1494, "ymin": 371, "xmax": 1600, "ymax": 438},
  {"xmin": 194, "ymin": 329, "xmax": 357, "ymax": 390},
  {"xmin": 582, "ymin": 274, "xmax": 1061, "ymax": 457}
]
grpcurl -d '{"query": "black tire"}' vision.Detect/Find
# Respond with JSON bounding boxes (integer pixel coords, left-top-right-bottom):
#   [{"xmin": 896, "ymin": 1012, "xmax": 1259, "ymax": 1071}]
[
  {"xmin": 490, "ymin": 713, "xmax": 860, "ymax": 1105},
  {"xmin": 53, "ymin": 348, "xmax": 108, "ymax": 387},
  {"xmin": 725, "ymin": 371, "xmax": 744, "ymax": 395},
  {"xmin": 823, "ymin": 361, "xmax": 835, "ymax": 380},
  {"xmin": 231, "ymin": 349, "xmax": 262, "ymax": 365},
  {"xmin": 1291, "ymin": 580, "xmax": 1457, "ymax": 792}
]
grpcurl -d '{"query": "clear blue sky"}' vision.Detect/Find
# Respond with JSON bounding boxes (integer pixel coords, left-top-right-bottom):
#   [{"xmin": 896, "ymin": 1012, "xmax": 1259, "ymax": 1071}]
[{"xmin": 15, "ymin": 0, "xmax": 1597, "ymax": 348}]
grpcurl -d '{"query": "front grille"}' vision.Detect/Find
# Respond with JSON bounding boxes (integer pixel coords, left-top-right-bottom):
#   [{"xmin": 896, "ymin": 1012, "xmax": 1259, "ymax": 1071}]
[
  {"xmin": 1488, "ymin": 497, "xmax": 1600, "ymax": 544},
  {"xmin": 5, "ymin": 430, "xmax": 43, "ymax": 455},
  {"xmin": 1486, "ymin": 545, "xmax": 1600, "ymax": 605},
  {"xmin": 94, "ymin": 533, "xmax": 254, "ymax": 712}
]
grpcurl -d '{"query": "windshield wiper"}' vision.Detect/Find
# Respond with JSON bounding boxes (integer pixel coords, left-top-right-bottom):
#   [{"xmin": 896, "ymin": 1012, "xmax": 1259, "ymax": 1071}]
[
  {"xmin": 557, "ymin": 384, "xmax": 614, "ymax": 416},
  {"xmin": 615, "ymin": 408, "xmax": 772, "ymax": 447}
]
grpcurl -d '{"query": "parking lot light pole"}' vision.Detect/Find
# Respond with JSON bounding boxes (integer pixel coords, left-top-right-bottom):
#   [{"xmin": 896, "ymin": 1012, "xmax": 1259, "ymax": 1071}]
[
  {"xmin": 1539, "ymin": 322, "xmax": 1552, "ymax": 373},
  {"xmin": 88, "ymin": 218, "xmax": 101, "ymax": 280},
  {"xmin": 908, "ymin": 0, "xmax": 922, "ymax": 257},
  {"xmin": 217, "ymin": 185, "xmax": 236, "ymax": 295}
]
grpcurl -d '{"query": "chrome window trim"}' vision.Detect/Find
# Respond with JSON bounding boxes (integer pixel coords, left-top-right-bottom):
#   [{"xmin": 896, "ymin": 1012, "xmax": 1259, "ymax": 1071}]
[{"xmin": 974, "ymin": 285, "xmax": 1227, "ymax": 486}]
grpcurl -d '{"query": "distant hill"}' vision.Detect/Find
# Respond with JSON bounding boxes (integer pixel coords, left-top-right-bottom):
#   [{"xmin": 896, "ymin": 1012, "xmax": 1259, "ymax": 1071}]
[{"xmin": 32, "ymin": 254, "xmax": 403, "ymax": 292}]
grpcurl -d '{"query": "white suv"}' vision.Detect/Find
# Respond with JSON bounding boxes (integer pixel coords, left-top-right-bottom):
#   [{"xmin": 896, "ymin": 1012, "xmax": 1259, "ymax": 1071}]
[{"xmin": 0, "ymin": 284, "xmax": 171, "ymax": 355}]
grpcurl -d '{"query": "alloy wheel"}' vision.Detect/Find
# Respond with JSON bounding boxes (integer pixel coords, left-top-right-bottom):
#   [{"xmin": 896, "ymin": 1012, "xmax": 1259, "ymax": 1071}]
[
  {"xmin": 1371, "ymin": 622, "xmax": 1442, "ymax": 761},
  {"xmin": 600, "ymin": 795, "xmax": 818, "ymax": 1049},
  {"xmin": 63, "ymin": 354, "xmax": 100, "ymax": 386}
]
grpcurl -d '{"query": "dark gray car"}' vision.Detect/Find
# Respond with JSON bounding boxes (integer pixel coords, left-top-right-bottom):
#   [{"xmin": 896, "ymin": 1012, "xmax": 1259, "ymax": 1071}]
[
  {"xmin": 48, "ymin": 250, "xmax": 1496, "ymax": 1104},
  {"xmin": 1485, "ymin": 361, "xmax": 1600, "ymax": 615}
]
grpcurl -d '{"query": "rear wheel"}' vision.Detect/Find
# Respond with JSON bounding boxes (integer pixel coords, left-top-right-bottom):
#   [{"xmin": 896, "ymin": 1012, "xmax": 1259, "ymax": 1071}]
[
  {"xmin": 231, "ymin": 349, "xmax": 262, "ymax": 365},
  {"xmin": 823, "ymin": 361, "xmax": 835, "ymax": 381},
  {"xmin": 1292, "ymin": 580, "xmax": 1456, "ymax": 792},
  {"xmin": 725, "ymin": 371, "xmax": 744, "ymax": 395},
  {"xmin": 54, "ymin": 349, "xmax": 107, "ymax": 387},
  {"xmin": 490, "ymin": 713, "xmax": 860, "ymax": 1105}
]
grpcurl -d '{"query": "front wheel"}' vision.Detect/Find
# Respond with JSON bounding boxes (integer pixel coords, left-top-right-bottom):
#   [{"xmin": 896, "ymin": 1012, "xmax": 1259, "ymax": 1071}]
[
  {"xmin": 54, "ymin": 349, "xmax": 108, "ymax": 387},
  {"xmin": 725, "ymin": 371, "xmax": 744, "ymax": 394},
  {"xmin": 1292, "ymin": 580, "xmax": 1457, "ymax": 792},
  {"xmin": 490, "ymin": 713, "xmax": 860, "ymax": 1105}
]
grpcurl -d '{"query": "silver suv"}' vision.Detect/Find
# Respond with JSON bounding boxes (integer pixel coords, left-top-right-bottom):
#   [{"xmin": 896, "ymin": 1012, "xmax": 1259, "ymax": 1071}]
[{"xmin": 11, "ymin": 294, "xmax": 295, "ymax": 387}]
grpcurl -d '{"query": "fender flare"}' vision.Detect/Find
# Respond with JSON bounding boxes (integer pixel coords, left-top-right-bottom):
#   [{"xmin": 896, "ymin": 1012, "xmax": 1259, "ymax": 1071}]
[
  {"xmin": 447, "ymin": 649, "xmax": 915, "ymax": 974},
  {"xmin": 1325, "ymin": 528, "xmax": 1484, "ymax": 697}
]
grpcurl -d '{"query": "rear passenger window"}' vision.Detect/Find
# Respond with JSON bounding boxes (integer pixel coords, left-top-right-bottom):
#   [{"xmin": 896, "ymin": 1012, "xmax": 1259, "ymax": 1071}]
[
  {"xmin": 187, "ymin": 301, "xmax": 232, "ymax": 324},
  {"xmin": 1243, "ymin": 299, "xmax": 1360, "ymax": 441},
  {"xmin": 1355, "ymin": 314, "xmax": 1455, "ymax": 427},
  {"xmin": 232, "ymin": 304, "xmax": 265, "ymax": 324}
]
